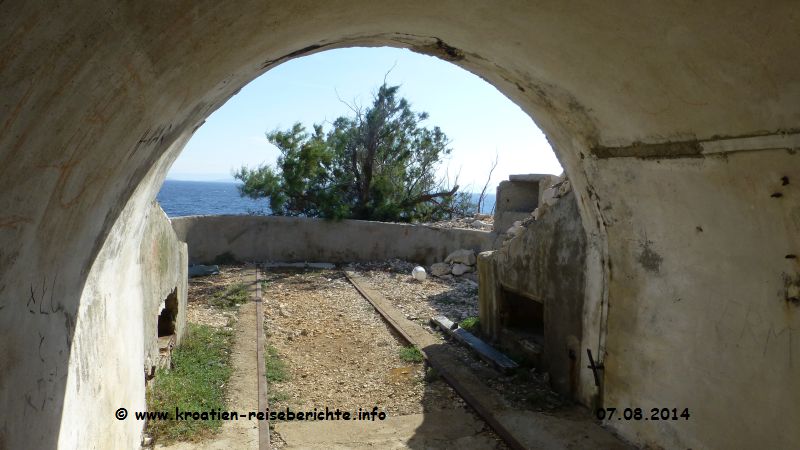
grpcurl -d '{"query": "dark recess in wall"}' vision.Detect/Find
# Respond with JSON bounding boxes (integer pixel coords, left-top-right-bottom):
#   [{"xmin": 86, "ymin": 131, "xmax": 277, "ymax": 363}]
[
  {"xmin": 500, "ymin": 288, "xmax": 544, "ymax": 335},
  {"xmin": 157, "ymin": 288, "xmax": 179, "ymax": 337}
]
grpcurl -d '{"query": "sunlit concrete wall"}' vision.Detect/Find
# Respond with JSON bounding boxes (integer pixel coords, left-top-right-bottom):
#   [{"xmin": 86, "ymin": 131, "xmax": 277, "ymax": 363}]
[
  {"xmin": 55, "ymin": 199, "xmax": 187, "ymax": 449},
  {"xmin": 141, "ymin": 203, "xmax": 188, "ymax": 376},
  {"xmin": 589, "ymin": 147, "xmax": 800, "ymax": 450},
  {"xmin": 171, "ymin": 215, "xmax": 495, "ymax": 265},
  {"xmin": 1, "ymin": 1, "xmax": 798, "ymax": 448}
]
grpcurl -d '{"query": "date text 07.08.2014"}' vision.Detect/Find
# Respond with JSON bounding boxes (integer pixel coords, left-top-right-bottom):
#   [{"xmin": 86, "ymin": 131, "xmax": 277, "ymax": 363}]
[{"xmin": 596, "ymin": 407, "xmax": 690, "ymax": 421}]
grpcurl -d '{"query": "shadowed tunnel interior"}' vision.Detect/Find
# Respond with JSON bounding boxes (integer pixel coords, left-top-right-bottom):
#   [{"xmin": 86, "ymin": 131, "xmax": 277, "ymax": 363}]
[{"xmin": 1, "ymin": 1, "xmax": 798, "ymax": 448}]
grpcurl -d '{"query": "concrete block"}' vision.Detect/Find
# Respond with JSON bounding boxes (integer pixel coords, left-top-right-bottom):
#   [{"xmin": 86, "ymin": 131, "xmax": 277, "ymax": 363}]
[
  {"xmin": 493, "ymin": 178, "xmax": 541, "ymax": 226},
  {"xmin": 508, "ymin": 174, "xmax": 552, "ymax": 183},
  {"xmin": 541, "ymin": 187, "xmax": 558, "ymax": 207}
]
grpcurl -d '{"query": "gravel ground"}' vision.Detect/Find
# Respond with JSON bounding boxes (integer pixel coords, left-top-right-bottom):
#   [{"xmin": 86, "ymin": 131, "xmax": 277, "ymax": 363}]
[
  {"xmin": 185, "ymin": 265, "xmax": 248, "ymax": 328},
  {"xmin": 187, "ymin": 263, "xmax": 561, "ymax": 449},
  {"xmin": 259, "ymin": 267, "xmax": 506, "ymax": 448},
  {"xmin": 260, "ymin": 269, "xmax": 463, "ymax": 413},
  {"xmin": 348, "ymin": 259, "xmax": 481, "ymax": 326}
]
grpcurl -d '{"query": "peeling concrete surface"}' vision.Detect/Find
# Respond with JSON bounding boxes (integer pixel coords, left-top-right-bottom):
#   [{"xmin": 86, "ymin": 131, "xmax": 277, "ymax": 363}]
[{"xmin": 56, "ymin": 199, "xmax": 187, "ymax": 449}]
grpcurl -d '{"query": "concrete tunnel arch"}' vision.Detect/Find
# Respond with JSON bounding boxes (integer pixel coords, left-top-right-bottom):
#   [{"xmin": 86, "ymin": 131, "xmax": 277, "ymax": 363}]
[{"xmin": 1, "ymin": 2, "xmax": 798, "ymax": 449}]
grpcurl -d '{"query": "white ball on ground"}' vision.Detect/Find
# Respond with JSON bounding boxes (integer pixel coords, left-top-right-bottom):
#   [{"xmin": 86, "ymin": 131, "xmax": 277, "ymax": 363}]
[{"xmin": 411, "ymin": 266, "xmax": 427, "ymax": 281}]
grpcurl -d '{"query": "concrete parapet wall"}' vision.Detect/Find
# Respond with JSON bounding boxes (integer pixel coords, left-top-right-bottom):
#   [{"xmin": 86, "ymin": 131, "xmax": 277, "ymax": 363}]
[{"xmin": 171, "ymin": 215, "xmax": 496, "ymax": 266}]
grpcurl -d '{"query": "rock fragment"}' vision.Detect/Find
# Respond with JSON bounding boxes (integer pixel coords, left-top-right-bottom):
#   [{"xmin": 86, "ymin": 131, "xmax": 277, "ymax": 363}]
[
  {"xmin": 451, "ymin": 263, "xmax": 473, "ymax": 276},
  {"xmin": 430, "ymin": 262, "xmax": 451, "ymax": 277},
  {"xmin": 471, "ymin": 219, "xmax": 490, "ymax": 229},
  {"xmin": 445, "ymin": 249, "xmax": 477, "ymax": 265}
]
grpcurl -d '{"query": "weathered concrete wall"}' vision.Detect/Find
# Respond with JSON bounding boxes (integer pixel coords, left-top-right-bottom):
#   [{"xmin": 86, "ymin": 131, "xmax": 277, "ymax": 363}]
[
  {"xmin": 480, "ymin": 190, "xmax": 587, "ymax": 398},
  {"xmin": 141, "ymin": 203, "xmax": 188, "ymax": 375},
  {"xmin": 171, "ymin": 215, "xmax": 495, "ymax": 265},
  {"xmin": 588, "ymin": 147, "xmax": 800, "ymax": 450},
  {"xmin": 55, "ymin": 198, "xmax": 188, "ymax": 449},
  {"xmin": 1, "ymin": 1, "xmax": 799, "ymax": 448}
]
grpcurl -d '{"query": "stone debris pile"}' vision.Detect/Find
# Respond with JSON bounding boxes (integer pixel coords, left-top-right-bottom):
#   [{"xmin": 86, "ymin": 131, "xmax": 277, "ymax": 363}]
[
  {"xmin": 423, "ymin": 214, "xmax": 493, "ymax": 231},
  {"xmin": 429, "ymin": 249, "xmax": 477, "ymax": 278}
]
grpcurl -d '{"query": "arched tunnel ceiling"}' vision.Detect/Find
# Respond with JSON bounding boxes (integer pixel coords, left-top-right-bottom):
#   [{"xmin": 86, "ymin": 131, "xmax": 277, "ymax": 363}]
[
  {"xmin": 3, "ymin": 0, "xmax": 798, "ymax": 161},
  {"xmin": 0, "ymin": 1, "xmax": 800, "ymax": 166}
]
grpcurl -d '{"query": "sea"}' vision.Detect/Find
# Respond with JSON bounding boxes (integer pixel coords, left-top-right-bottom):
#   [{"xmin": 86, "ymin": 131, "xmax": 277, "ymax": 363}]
[{"xmin": 157, "ymin": 180, "xmax": 495, "ymax": 218}]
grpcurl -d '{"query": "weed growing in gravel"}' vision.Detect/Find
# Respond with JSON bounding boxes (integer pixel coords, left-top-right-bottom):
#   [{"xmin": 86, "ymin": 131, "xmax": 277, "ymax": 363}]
[
  {"xmin": 265, "ymin": 344, "xmax": 289, "ymax": 382},
  {"xmin": 265, "ymin": 344, "xmax": 291, "ymax": 411},
  {"xmin": 399, "ymin": 345, "xmax": 424, "ymax": 363},
  {"xmin": 459, "ymin": 316, "xmax": 480, "ymax": 332},
  {"xmin": 209, "ymin": 282, "xmax": 249, "ymax": 309},
  {"xmin": 146, "ymin": 323, "xmax": 234, "ymax": 443},
  {"xmin": 268, "ymin": 390, "xmax": 290, "ymax": 404}
]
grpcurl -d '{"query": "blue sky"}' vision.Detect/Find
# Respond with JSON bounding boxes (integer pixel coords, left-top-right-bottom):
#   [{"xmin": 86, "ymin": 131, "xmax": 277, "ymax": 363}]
[{"xmin": 167, "ymin": 47, "xmax": 561, "ymax": 192}]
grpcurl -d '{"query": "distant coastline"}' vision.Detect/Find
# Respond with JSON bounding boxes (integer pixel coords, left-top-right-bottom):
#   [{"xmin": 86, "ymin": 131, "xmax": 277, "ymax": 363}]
[{"xmin": 157, "ymin": 179, "xmax": 495, "ymax": 218}]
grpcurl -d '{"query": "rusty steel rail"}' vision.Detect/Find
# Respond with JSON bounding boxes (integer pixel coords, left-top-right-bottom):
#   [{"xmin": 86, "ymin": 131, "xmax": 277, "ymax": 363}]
[
  {"xmin": 344, "ymin": 270, "xmax": 527, "ymax": 450},
  {"xmin": 255, "ymin": 266, "xmax": 270, "ymax": 450}
]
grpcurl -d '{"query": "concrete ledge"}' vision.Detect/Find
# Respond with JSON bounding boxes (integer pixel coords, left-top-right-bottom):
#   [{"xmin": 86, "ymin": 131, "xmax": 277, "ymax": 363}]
[{"xmin": 171, "ymin": 215, "xmax": 496, "ymax": 265}]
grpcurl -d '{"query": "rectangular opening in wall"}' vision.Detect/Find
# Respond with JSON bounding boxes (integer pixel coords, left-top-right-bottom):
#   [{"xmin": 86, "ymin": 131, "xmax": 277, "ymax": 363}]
[
  {"xmin": 499, "ymin": 288, "xmax": 543, "ymax": 334},
  {"xmin": 497, "ymin": 287, "xmax": 544, "ymax": 366}
]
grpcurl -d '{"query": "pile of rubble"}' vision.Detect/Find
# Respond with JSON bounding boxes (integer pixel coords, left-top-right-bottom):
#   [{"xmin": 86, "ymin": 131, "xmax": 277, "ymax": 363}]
[
  {"xmin": 422, "ymin": 214, "xmax": 493, "ymax": 231},
  {"xmin": 429, "ymin": 249, "xmax": 478, "ymax": 278}
]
